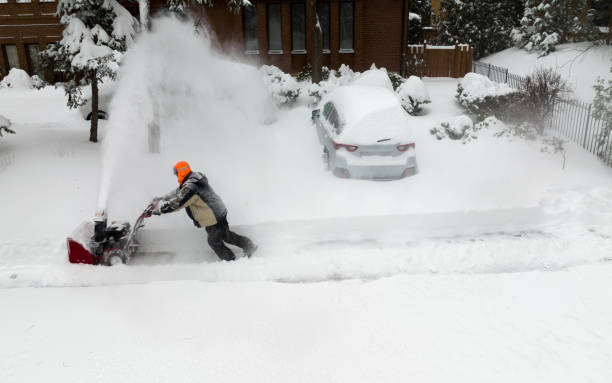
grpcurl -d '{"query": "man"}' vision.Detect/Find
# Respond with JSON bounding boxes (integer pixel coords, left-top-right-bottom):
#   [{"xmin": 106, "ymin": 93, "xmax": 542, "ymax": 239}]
[{"xmin": 150, "ymin": 161, "xmax": 256, "ymax": 261}]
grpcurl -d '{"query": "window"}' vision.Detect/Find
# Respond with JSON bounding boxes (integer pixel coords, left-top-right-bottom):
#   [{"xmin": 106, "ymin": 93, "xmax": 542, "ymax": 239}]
[
  {"xmin": 243, "ymin": 4, "xmax": 259, "ymax": 53},
  {"xmin": 324, "ymin": 103, "xmax": 342, "ymax": 134},
  {"xmin": 323, "ymin": 102, "xmax": 332, "ymax": 120},
  {"xmin": 2, "ymin": 45, "xmax": 20, "ymax": 70},
  {"xmin": 40, "ymin": 0, "xmax": 55, "ymax": 3},
  {"xmin": 291, "ymin": 2, "xmax": 305, "ymax": 53},
  {"xmin": 26, "ymin": 44, "xmax": 43, "ymax": 79},
  {"xmin": 16, "ymin": 0, "xmax": 32, "ymax": 3},
  {"xmin": 316, "ymin": 2, "xmax": 330, "ymax": 52},
  {"xmin": 267, "ymin": 3, "xmax": 282, "ymax": 53},
  {"xmin": 339, "ymin": 1, "xmax": 354, "ymax": 52}
]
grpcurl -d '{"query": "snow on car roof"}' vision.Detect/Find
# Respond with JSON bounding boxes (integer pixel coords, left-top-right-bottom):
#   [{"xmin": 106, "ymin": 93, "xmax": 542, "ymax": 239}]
[
  {"xmin": 322, "ymin": 85, "xmax": 401, "ymax": 127},
  {"xmin": 322, "ymin": 86, "xmax": 412, "ymax": 145}
]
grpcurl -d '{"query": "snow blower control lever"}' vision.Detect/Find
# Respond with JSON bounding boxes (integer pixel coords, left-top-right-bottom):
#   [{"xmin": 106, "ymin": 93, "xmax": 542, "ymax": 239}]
[{"xmin": 67, "ymin": 202, "xmax": 158, "ymax": 266}]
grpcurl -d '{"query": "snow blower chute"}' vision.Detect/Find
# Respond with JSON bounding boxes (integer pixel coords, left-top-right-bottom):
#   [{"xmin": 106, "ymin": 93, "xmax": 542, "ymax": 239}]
[{"xmin": 67, "ymin": 202, "xmax": 157, "ymax": 266}]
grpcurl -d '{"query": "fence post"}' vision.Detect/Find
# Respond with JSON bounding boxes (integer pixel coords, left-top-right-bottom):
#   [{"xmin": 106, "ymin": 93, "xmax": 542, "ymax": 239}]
[
  {"xmin": 505, "ymin": 69, "xmax": 508, "ymax": 84},
  {"xmin": 582, "ymin": 104, "xmax": 592, "ymax": 148},
  {"xmin": 488, "ymin": 63, "xmax": 491, "ymax": 78}
]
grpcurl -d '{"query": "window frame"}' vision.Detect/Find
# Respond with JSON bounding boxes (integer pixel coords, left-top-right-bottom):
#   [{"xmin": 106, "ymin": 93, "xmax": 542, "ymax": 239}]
[
  {"xmin": 266, "ymin": 3, "xmax": 283, "ymax": 54},
  {"xmin": 339, "ymin": 1, "xmax": 355, "ymax": 53},
  {"xmin": 243, "ymin": 4, "xmax": 259, "ymax": 54},
  {"xmin": 25, "ymin": 43, "xmax": 43, "ymax": 78},
  {"xmin": 290, "ymin": 2, "xmax": 306, "ymax": 54}
]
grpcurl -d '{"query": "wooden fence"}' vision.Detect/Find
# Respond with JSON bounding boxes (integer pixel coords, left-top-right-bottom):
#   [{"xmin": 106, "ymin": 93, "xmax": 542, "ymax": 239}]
[{"xmin": 405, "ymin": 44, "xmax": 473, "ymax": 78}]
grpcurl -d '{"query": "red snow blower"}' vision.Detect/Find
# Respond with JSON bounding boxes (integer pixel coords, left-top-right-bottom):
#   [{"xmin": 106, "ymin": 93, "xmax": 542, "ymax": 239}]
[{"xmin": 67, "ymin": 202, "xmax": 158, "ymax": 266}]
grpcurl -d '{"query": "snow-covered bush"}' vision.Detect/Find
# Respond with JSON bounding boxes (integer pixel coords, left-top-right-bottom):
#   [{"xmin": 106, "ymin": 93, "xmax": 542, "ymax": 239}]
[
  {"xmin": 296, "ymin": 64, "xmax": 331, "ymax": 82},
  {"xmin": 397, "ymin": 76, "xmax": 431, "ymax": 115},
  {"xmin": 30, "ymin": 75, "xmax": 47, "ymax": 89},
  {"xmin": 430, "ymin": 115, "xmax": 474, "ymax": 141},
  {"xmin": 0, "ymin": 115, "xmax": 15, "ymax": 137},
  {"xmin": 260, "ymin": 65, "xmax": 300, "ymax": 106},
  {"xmin": 387, "ymin": 72, "xmax": 405, "ymax": 91},
  {"xmin": 456, "ymin": 73, "xmax": 522, "ymax": 120},
  {"xmin": 541, "ymin": 136, "xmax": 567, "ymax": 169},
  {"xmin": 0, "ymin": 68, "xmax": 34, "ymax": 89}
]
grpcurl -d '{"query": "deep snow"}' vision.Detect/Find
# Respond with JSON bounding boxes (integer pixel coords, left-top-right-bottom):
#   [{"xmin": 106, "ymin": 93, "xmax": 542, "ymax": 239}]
[{"xmin": 1, "ymin": 17, "xmax": 612, "ymax": 383}]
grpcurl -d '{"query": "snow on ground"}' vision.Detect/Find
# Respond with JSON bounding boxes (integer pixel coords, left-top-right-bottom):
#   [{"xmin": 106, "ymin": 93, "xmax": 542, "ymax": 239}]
[
  {"xmin": 480, "ymin": 42, "xmax": 612, "ymax": 103},
  {"xmin": 1, "ymin": 17, "xmax": 612, "ymax": 382}
]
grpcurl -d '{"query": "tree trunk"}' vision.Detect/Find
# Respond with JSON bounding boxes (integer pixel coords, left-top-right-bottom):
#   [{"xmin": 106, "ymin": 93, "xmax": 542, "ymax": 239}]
[
  {"xmin": 307, "ymin": 0, "xmax": 322, "ymax": 84},
  {"xmin": 139, "ymin": 0, "xmax": 150, "ymax": 31},
  {"xmin": 90, "ymin": 72, "xmax": 98, "ymax": 143}
]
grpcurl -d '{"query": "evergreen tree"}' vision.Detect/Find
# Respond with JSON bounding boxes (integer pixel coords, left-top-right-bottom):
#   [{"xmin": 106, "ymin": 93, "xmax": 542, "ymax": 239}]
[
  {"xmin": 435, "ymin": 0, "xmax": 514, "ymax": 59},
  {"xmin": 592, "ymin": 60, "xmax": 612, "ymax": 161},
  {"xmin": 41, "ymin": 0, "xmax": 136, "ymax": 143},
  {"xmin": 410, "ymin": 0, "xmax": 431, "ymax": 27},
  {"xmin": 511, "ymin": 0, "xmax": 600, "ymax": 55}
]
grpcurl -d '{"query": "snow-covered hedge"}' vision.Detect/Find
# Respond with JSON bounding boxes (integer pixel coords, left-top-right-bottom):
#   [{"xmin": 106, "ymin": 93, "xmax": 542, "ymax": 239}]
[
  {"xmin": 0, "ymin": 115, "xmax": 15, "ymax": 137},
  {"xmin": 397, "ymin": 76, "xmax": 431, "ymax": 115},
  {"xmin": 457, "ymin": 73, "xmax": 522, "ymax": 120},
  {"xmin": 260, "ymin": 65, "xmax": 300, "ymax": 107},
  {"xmin": 0, "ymin": 68, "xmax": 46, "ymax": 90}
]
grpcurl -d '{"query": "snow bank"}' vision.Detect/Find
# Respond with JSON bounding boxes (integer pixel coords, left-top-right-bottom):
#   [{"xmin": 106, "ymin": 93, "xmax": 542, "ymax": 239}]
[
  {"xmin": 260, "ymin": 64, "xmax": 300, "ymax": 106},
  {"xmin": 0, "ymin": 115, "xmax": 10, "ymax": 129},
  {"xmin": 0, "ymin": 68, "xmax": 33, "ymax": 89}
]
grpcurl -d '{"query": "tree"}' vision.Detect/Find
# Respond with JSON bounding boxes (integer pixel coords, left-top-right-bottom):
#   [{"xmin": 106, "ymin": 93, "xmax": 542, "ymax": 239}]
[
  {"xmin": 306, "ymin": 0, "xmax": 323, "ymax": 84},
  {"xmin": 41, "ymin": 0, "xmax": 137, "ymax": 143},
  {"xmin": 435, "ymin": 0, "xmax": 515, "ymax": 59},
  {"xmin": 511, "ymin": 0, "xmax": 600, "ymax": 55}
]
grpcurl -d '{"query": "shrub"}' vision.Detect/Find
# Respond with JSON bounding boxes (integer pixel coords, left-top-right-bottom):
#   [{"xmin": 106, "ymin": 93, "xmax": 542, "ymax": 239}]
[
  {"xmin": 0, "ymin": 115, "xmax": 15, "ymax": 137},
  {"xmin": 456, "ymin": 72, "xmax": 523, "ymax": 121},
  {"xmin": 260, "ymin": 65, "xmax": 300, "ymax": 107},
  {"xmin": 387, "ymin": 72, "xmax": 405, "ymax": 91},
  {"xmin": 397, "ymin": 75, "xmax": 431, "ymax": 115},
  {"xmin": 430, "ymin": 115, "xmax": 474, "ymax": 141},
  {"xmin": 520, "ymin": 67, "xmax": 570, "ymax": 133},
  {"xmin": 295, "ymin": 64, "xmax": 331, "ymax": 82}
]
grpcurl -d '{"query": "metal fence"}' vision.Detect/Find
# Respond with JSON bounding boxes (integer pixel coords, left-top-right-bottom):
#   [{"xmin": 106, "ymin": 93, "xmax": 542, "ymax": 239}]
[{"xmin": 472, "ymin": 61, "xmax": 612, "ymax": 167}]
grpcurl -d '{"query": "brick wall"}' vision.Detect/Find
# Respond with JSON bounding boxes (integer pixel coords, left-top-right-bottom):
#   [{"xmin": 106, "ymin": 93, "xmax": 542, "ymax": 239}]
[
  {"xmin": 0, "ymin": 0, "xmax": 62, "ymax": 78},
  {"xmin": 0, "ymin": 0, "xmax": 409, "ymax": 79}
]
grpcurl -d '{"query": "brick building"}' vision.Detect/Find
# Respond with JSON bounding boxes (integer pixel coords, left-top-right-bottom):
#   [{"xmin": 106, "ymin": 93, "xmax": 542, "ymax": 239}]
[{"xmin": 1, "ymin": 0, "xmax": 412, "ymax": 80}]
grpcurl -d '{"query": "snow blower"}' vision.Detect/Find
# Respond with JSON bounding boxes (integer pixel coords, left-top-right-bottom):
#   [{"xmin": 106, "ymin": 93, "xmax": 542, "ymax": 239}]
[{"xmin": 67, "ymin": 202, "xmax": 157, "ymax": 266}]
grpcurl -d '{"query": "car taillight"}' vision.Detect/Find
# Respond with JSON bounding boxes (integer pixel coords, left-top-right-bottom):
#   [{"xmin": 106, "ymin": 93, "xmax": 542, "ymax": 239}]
[
  {"xmin": 397, "ymin": 143, "xmax": 415, "ymax": 151},
  {"xmin": 333, "ymin": 142, "xmax": 359, "ymax": 152}
]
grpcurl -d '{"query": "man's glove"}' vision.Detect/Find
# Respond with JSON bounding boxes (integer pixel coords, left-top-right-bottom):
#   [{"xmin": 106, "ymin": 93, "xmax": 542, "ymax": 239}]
[{"xmin": 152, "ymin": 207, "xmax": 162, "ymax": 216}]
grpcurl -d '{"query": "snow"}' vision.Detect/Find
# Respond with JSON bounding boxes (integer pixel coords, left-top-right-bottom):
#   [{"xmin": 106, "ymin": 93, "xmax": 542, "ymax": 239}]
[
  {"xmin": 458, "ymin": 72, "xmax": 518, "ymax": 103},
  {"xmin": 409, "ymin": 12, "xmax": 421, "ymax": 22},
  {"xmin": 397, "ymin": 75, "xmax": 431, "ymax": 113},
  {"xmin": 2, "ymin": 17, "xmax": 612, "ymax": 383},
  {"xmin": 0, "ymin": 68, "xmax": 33, "ymax": 89},
  {"xmin": 480, "ymin": 42, "xmax": 612, "ymax": 103},
  {"xmin": 351, "ymin": 66, "xmax": 394, "ymax": 91},
  {"xmin": 446, "ymin": 114, "xmax": 473, "ymax": 137}
]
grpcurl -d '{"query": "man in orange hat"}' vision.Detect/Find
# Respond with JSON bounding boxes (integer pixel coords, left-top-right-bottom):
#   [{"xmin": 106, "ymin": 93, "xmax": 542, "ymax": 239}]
[{"xmin": 151, "ymin": 161, "xmax": 257, "ymax": 261}]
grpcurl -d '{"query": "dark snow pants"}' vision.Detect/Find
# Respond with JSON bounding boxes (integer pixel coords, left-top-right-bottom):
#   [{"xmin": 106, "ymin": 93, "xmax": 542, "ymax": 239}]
[{"xmin": 205, "ymin": 216, "xmax": 254, "ymax": 261}]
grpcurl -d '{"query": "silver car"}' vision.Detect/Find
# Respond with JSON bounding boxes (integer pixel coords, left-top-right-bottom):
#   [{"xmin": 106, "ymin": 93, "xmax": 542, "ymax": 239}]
[{"xmin": 312, "ymin": 85, "xmax": 417, "ymax": 180}]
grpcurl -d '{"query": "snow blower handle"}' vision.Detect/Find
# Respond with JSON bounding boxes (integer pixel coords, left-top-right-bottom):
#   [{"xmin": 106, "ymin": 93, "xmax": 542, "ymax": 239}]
[{"xmin": 142, "ymin": 200, "xmax": 160, "ymax": 218}]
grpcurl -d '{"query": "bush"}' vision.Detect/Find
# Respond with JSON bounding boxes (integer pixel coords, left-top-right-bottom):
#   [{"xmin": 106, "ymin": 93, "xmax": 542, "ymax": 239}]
[
  {"xmin": 456, "ymin": 73, "xmax": 523, "ymax": 121},
  {"xmin": 260, "ymin": 65, "xmax": 300, "ymax": 107},
  {"xmin": 521, "ymin": 67, "xmax": 570, "ymax": 133},
  {"xmin": 295, "ymin": 64, "xmax": 331, "ymax": 82},
  {"xmin": 397, "ymin": 76, "xmax": 431, "ymax": 115},
  {"xmin": 430, "ymin": 115, "xmax": 475, "ymax": 141},
  {"xmin": 387, "ymin": 72, "xmax": 405, "ymax": 91}
]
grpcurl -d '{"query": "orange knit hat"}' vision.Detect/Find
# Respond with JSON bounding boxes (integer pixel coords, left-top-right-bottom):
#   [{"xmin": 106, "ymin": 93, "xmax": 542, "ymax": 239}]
[{"xmin": 173, "ymin": 161, "xmax": 191, "ymax": 184}]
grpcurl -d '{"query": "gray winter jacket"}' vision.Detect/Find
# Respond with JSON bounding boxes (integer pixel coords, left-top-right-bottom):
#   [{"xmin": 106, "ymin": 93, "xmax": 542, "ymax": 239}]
[{"xmin": 160, "ymin": 172, "xmax": 227, "ymax": 228}]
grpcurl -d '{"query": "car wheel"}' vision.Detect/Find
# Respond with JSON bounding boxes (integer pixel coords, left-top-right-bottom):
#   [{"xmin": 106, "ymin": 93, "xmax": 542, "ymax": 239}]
[{"xmin": 322, "ymin": 147, "xmax": 331, "ymax": 171}]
